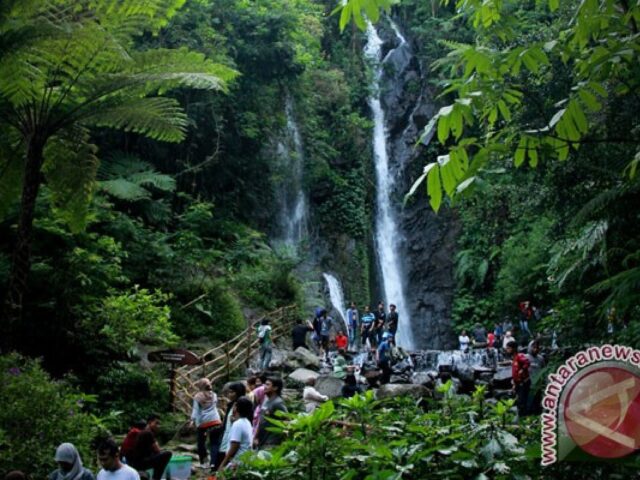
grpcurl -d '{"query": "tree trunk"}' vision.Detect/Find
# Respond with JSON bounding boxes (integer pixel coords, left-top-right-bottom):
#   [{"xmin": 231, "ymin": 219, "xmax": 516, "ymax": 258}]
[{"xmin": 2, "ymin": 137, "xmax": 45, "ymax": 351}]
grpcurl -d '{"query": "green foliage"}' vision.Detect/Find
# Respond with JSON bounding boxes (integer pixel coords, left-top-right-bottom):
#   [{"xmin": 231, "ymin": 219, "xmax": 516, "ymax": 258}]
[
  {"xmin": 0, "ymin": 354, "xmax": 98, "ymax": 479},
  {"xmin": 230, "ymin": 383, "xmax": 639, "ymax": 479},
  {"xmin": 92, "ymin": 362, "xmax": 170, "ymax": 432},
  {"xmin": 84, "ymin": 286, "xmax": 177, "ymax": 355}
]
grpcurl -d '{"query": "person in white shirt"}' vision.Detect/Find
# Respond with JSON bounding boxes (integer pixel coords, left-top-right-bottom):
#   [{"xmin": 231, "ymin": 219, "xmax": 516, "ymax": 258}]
[
  {"xmin": 458, "ymin": 330, "xmax": 470, "ymax": 351},
  {"xmin": 302, "ymin": 377, "xmax": 328, "ymax": 413},
  {"xmin": 96, "ymin": 439, "xmax": 139, "ymax": 480},
  {"xmin": 218, "ymin": 396, "xmax": 254, "ymax": 471},
  {"xmin": 502, "ymin": 330, "xmax": 516, "ymax": 350}
]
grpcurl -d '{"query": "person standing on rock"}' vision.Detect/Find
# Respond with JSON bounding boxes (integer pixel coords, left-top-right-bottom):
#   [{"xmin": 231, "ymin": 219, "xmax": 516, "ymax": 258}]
[
  {"xmin": 374, "ymin": 301, "xmax": 387, "ymax": 344},
  {"xmin": 257, "ymin": 318, "xmax": 272, "ymax": 371},
  {"xmin": 346, "ymin": 302, "xmax": 359, "ymax": 350},
  {"xmin": 506, "ymin": 340, "xmax": 530, "ymax": 417},
  {"xmin": 291, "ymin": 318, "xmax": 314, "ymax": 350},
  {"xmin": 319, "ymin": 311, "xmax": 333, "ymax": 360},
  {"xmin": 502, "ymin": 330, "xmax": 516, "ymax": 351},
  {"xmin": 360, "ymin": 306, "xmax": 375, "ymax": 351},
  {"xmin": 387, "ymin": 304, "xmax": 398, "ymax": 336},
  {"xmin": 255, "ymin": 378, "xmax": 288, "ymax": 448},
  {"xmin": 377, "ymin": 333, "xmax": 394, "ymax": 385},
  {"xmin": 458, "ymin": 330, "xmax": 470, "ymax": 352}
]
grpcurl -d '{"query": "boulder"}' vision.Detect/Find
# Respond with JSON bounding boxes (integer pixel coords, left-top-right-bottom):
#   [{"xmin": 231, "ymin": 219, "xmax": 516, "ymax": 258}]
[
  {"xmin": 493, "ymin": 367, "xmax": 513, "ymax": 389},
  {"xmin": 294, "ymin": 347, "xmax": 321, "ymax": 369},
  {"xmin": 454, "ymin": 365, "xmax": 475, "ymax": 384},
  {"xmin": 390, "ymin": 374, "xmax": 411, "ymax": 384},
  {"xmin": 412, "ymin": 371, "xmax": 436, "ymax": 387},
  {"xmin": 288, "ymin": 368, "xmax": 320, "ymax": 384},
  {"xmin": 315, "ymin": 375, "xmax": 344, "ymax": 398},
  {"xmin": 376, "ymin": 384, "xmax": 430, "ymax": 400},
  {"xmin": 282, "ymin": 388, "xmax": 301, "ymax": 402}
]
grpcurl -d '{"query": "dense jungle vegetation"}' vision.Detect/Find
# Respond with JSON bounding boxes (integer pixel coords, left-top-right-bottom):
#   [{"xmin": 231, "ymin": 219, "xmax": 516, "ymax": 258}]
[{"xmin": 1, "ymin": 0, "xmax": 639, "ymax": 478}]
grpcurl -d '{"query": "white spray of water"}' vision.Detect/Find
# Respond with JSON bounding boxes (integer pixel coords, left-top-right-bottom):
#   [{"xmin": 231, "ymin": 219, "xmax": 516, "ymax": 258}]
[
  {"xmin": 278, "ymin": 95, "xmax": 308, "ymax": 247},
  {"xmin": 322, "ymin": 272, "xmax": 348, "ymax": 334},
  {"xmin": 365, "ymin": 23, "xmax": 413, "ymax": 350}
]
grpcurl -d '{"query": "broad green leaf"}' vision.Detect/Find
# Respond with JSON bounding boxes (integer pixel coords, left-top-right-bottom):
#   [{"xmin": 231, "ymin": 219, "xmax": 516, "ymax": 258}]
[
  {"xmin": 578, "ymin": 89, "xmax": 602, "ymax": 111},
  {"xmin": 404, "ymin": 163, "xmax": 437, "ymax": 204},
  {"xmin": 514, "ymin": 136, "xmax": 527, "ymax": 167},
  {"xmin": 549, "ymin": 0, "xmax": 559, "ymax": 11},
  {"xmin": 528, "ymin": 145, "xmax": 539, "ymax": 167},
  {"xmin": 339, "ymin": 3, "xmax": 352, "ymax": 32},
  {"xmin": 437, "ymin": 114, "xmax": 451, "ymax": 144},
  {"xmin": 497, "ymin": 100, "xmax": 511, "ymax": 122},
  {"xmin": 439, "ymin": 155, "xmax": 457, "ymax": 196},
  {"xmin": 427, "ymin": 163, "xmax": 442, "ymax": 212}
]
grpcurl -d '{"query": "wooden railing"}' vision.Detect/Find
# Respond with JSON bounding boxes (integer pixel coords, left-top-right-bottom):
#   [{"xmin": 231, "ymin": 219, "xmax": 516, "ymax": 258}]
[{"xmin": 173, "ymin": 304, "xmax": 298, "ymax": 414}]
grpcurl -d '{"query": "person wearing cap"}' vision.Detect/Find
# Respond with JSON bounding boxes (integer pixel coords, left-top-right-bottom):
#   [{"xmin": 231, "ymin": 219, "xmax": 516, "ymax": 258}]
[
  {"xmin": 377, "ymin": 333, "xmax": 394, "ymax": 385},
  {"xmin": 49, "ymin": 443, "xmax": 95, "ymax": 480}
]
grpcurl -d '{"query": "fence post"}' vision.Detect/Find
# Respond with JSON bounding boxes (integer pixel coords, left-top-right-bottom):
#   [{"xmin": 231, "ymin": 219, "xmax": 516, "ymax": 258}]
[
  {"xmin": 245, "ymin": 323, "xmax": 252, "ymax": 368},
  {"xmin": 224, "ymin": 343, "xmax": 230, "ymax": 381}
]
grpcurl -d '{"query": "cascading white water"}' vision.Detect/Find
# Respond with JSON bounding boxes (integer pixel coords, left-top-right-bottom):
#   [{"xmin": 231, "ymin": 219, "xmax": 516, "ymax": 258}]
[
  {"xmin": 277, "ymin": 95, "xmax": 308, "ymax": 248},
  {"xmin": 365, "ymin": 23, "xmax": 414, "ymax": 350},
  {"xmin": 322, "ymin": 272, "xmax": 348, "ymax": 334}
]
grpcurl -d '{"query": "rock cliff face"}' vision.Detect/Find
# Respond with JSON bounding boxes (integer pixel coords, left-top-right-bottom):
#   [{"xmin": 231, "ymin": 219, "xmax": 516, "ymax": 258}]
[{"xmin": 376, "ymin": 20, "xmax": 458, "ymax": 350}]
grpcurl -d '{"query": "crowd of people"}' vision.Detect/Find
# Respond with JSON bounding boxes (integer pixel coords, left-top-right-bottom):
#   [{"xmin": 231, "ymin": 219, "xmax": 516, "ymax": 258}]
[{"xmin": 457, "ymin": 300, "xmax": 548, "ymax": 418}]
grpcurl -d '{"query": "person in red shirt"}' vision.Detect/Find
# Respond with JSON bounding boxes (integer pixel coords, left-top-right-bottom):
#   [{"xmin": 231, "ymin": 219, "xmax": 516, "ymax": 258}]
[
  {"xmin": 335, "ymin": 330, "xmax": 348, "ymax": 351},
  {"xmin": 506, "ymin": 340, "xmax": 530, "ymax": 417},
  {"xmin": 486, "ymin": 332, "xmax": 495, "ymax": 348}
]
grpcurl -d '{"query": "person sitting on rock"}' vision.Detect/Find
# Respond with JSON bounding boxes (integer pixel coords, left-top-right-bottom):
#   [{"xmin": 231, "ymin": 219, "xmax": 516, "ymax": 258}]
[
  {"xmin": 302, "ymin": 377, "xmax": 328, "ymax": 413},
  {"xmin": 342, "ymin": 374, "xmax": 362, "ymax": 398},
  {"xmin": 335, "ymin": 330, "xmax": 348, "ymax": 351},
  {"xmin": 333, "ymin": 348, "xmax": 348, "ymax": 379},
  {"xmin": 124, "ymin": 415, "xmax": 171, "ymax": 480}
]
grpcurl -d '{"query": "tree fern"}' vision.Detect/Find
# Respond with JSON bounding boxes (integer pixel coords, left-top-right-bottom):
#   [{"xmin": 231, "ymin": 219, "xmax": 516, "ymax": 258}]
[
  {"xmin": 0, "ymin": 0, "xmax": 237, "ymax": 328},
  {"xmin": 98, "ymin": 153, "xmax": 175, "ymax": 202}
]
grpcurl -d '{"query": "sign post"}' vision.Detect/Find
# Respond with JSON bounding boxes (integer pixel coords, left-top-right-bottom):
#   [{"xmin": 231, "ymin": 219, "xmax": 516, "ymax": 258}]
[{"xmin": 148, "ymin": 349, "xmax": 201, "ymax": 411}]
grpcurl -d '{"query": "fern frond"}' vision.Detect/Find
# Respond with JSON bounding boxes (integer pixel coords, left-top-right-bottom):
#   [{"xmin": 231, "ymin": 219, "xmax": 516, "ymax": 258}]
[
  {"xmin": 98, "ymin": 152, "xmax": 175, "ymax": 201},
  {"xmin": 83, "ymin": 97, "xmax": 188, "ymax": 142},
  {"xmin": 42, "ymin": 125, "xmax": 99, "ymax": 232},
  {"xmin": 99, "ymin": 178, "xmax": 150, "ymax": 201}
]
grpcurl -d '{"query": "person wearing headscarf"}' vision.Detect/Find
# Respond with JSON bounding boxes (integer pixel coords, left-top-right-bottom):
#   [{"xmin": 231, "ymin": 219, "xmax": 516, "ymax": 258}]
[
  {"xmin": 49, "ymin": 443, "xmax": 95, "ymax": 480},
  {"xmin": 191, "ymin": 378, "xmax": 222, "ymax": 468}
]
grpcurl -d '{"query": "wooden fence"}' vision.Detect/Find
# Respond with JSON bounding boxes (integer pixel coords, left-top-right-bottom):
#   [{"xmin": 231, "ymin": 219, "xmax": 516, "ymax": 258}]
[{"xmin": 173, "ymin": 304, "xmax": 298, "ymax": 414}]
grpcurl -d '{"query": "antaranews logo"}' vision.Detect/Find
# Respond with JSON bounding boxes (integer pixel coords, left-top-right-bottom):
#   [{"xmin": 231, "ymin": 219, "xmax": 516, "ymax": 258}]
[{"xmin": 541, "ymin": 344, "xmax": 640, "ymax": 465}]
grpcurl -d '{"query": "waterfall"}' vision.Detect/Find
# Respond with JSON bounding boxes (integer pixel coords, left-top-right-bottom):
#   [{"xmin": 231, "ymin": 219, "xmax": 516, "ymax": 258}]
[
  {"xmin": 365, "ymin": 23, "xmax": 413, "ymax": 350},
  {"xmin": 322, "ymin": 273, "xmax": 348, "ymax": 333},
  {"xmin": 276, "ymin": 95, "xmax": 308, "ymax": 248}
]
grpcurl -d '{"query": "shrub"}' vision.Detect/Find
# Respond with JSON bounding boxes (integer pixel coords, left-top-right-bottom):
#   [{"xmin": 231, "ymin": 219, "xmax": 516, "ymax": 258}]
[{"xmin": 0, "ymin": 354, "xmax": 97, "ymax": 479}]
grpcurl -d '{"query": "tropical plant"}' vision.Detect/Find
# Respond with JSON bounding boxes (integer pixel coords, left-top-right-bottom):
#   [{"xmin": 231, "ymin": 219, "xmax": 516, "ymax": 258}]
[{"xmin": 0, "ymin": 0, "xmax": 237, "ymax": 345}]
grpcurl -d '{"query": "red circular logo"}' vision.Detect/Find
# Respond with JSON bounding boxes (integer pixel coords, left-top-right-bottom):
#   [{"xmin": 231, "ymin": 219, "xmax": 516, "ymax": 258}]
[{"xmin": 563, "ymin": 366, "xmax": 640, "ymax": 458}]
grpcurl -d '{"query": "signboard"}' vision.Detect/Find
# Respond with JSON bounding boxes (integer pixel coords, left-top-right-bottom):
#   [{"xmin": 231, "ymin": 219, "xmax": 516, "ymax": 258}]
[{"xmin": 148, "ymin": 348, "xmax": 201, "ymax": 366}]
